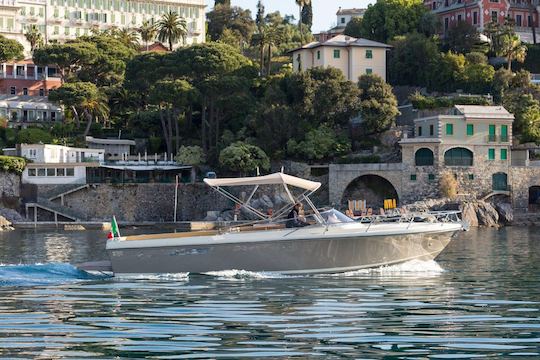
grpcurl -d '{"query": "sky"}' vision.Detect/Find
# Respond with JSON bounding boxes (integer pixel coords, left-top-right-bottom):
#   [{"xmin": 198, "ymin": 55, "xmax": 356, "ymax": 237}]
[{"xmin": 204, "ymin": 0, "xmax": 374, "ymax": 33}]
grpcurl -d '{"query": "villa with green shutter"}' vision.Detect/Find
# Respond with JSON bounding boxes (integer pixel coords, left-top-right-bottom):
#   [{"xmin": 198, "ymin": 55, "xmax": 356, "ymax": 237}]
[{"xmin": 399, "ymin": 105, "xmax": 514, "ymax": 199}]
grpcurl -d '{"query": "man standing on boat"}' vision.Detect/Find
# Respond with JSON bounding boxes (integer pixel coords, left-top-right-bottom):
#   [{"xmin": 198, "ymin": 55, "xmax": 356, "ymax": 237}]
[{"xmin": 287, "ymin": 203, "xmax": 309, "ymax": 228}]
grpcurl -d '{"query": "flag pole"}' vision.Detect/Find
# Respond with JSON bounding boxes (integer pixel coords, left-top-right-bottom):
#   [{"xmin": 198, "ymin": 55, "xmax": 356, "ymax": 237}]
[{"xmin": 174, "ymin": 175, "xmax": 179, "ymax": 222}]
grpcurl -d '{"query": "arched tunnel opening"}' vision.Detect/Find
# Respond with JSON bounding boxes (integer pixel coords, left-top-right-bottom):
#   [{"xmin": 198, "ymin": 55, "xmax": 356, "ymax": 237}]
[{"xmin": 341, "ymin": 175, "xmax": 399, "ymax": 211}]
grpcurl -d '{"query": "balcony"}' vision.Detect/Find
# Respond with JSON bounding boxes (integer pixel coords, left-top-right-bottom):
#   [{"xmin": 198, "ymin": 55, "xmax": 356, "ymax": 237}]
[
  {"xmin": 488, "ymin": 134, "xmax": 497, "ymax": 142},
  {"xmin": 487, "ymin": 134, "xmax": 509, "ymax": 142}
]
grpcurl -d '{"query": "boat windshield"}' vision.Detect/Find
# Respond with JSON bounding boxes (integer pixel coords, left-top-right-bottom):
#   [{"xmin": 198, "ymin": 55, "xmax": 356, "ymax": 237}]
[{"xmin": 320, "ymin": 209, "xmax": 354, "ymax": 224}]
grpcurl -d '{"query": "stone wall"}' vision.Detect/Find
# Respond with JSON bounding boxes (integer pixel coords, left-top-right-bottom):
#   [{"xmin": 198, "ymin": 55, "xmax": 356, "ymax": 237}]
[
  {"xmin": 52, "ymin": 183, "xmax": 231, "ymax": 222},
  {"xmin": 0, "ymin": 171, "xmax": 21, "ymax": 209},
  {"xmin": 510, "ymin": 166, "xmax": 540, "ymax": 211}
]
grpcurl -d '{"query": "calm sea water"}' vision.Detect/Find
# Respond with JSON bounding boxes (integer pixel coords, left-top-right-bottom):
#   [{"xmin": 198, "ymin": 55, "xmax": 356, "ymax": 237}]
[{"xmin": 0, "ymin": 227, "xmax": 539, "ymax": 359}]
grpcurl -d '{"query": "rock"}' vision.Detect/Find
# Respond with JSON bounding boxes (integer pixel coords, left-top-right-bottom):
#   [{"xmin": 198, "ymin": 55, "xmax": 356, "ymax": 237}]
[
  {"xmin": 0, "ymin": 215, "xmax": 13, "ymax": 231},
  {"xmin": 495, "ymin": 202, "xmax": 513, "ymax": 224},
  {"xmin": 475, "ymin": 201, "xmax": 499, "ymax": 227},
  {"xmin": 460, "ymin": 202, "xmax": 479, "ymax": 227},
  {"xmin": 379, "ymin": 128, "xmax": 403, "ymax": 147},
  {"xmin": 259, "ymin": 195, "xmax": 274, "ymax": 209}
]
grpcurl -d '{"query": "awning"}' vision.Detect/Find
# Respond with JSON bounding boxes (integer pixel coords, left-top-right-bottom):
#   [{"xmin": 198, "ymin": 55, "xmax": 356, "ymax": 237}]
[
  {"xmin": 204, "ymin": 172, "xmax": 321, "ymax": 192},
  {"xmin": 100, "ymin": 165, "xmax": 191, "ymax": 171}
]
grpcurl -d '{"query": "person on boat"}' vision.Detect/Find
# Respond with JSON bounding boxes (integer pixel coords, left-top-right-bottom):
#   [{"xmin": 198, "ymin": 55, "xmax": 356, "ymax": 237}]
[{"xmin": 287, "ymin": 203, "xmax": 309, "ymax": 228}]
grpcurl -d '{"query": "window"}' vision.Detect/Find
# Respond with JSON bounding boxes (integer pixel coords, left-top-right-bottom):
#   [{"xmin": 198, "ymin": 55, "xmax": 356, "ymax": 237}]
[
  {"xmin": 37, "ymin": 168, "xmax": 46, "ymax": 176},
  {"xmin": 46, "ymin": 168, "xmax": 56, "ymax": 176},
  {"xmin": 39, "ymin": 7, "xmax": 44, "ymax": 17},
  {"xmin": 415, "ymin": 148, "xmax": 434, "ymax": 166},
  {"xmin": 418, "ymin": 126, "xmax": 423, "ymax": 136},
  {"xmin": 56, "ymin": 168, "xmax": 65, "ymax": 176},
  {"xmin": 66, "ymin": 168, "xmax": 75, "ymax": 176},
  {"xmin": 488, "ymin": 124, "xmax": 496, "ymax": 141},
  {"xmin": 341, "ymin": 17, "xmax": 345, "ymax": 24},
  {"xmin": 444, "ymin": 17, "xmax": 449, "ymax": 30},
  {"xmin": 488, "ymin": 148, "xmax": 495, "ymax": 160},
  {"xmin": 64, "ymin": 26, "xmax": 69, "ymax": 35},
  {"xmin": 28, "ymin": 169, "xmax": 36, "ymax": 176},
  {"xmin": 10, "ymin": 86, "xmax": 15, "ymax": 95},
  {"xmin": 365, "ymin": 49, "xmax": 372, "ymax": 59},
  {"xmin": 429, "ymin": 124, "xmax": 434, "ymax": 136},
  {"xmin": 432, "ymin": 1, "xmax": 436, "ymax": 10},
  {"xmin": 445, "ymin": 147, "xmax": 473, "ymax": 166},
  {"xmin": 516, "ymin": 15, "xmax": 522, "ymax": 27},
  {"xmin": 316, "ymin": 50, "xmax": 320, "ymax": 60},
  {"xmin": 333, "ymin": 49, "xmax": 340, "ymax": 59},
  {"xmin": 501, "ymin": 125, "xmax": 508, "ymax": 141},
  {"xmin": 39, "ymin": 88, "xmax": 44, "ymax": 96},
  {"xmin": 466, "ymin": 124, "xmax": 474, "ymax": 136},
  {"xmin": 23, "ymin": 88, "xmax": 28, "ymax": 95},
  {"xmin": 410, "ymin": 174, "xmax": 417, "ymax": 181},
  {"xmin": 366, "ymin": 68, "xmax": 372, "ymax": 74},
  {"xmin": 51, "ymin": 112, "xmax": 56, "ymax": 121},
  {"xmin": 501, "ymin": 148, "xmax": 507, "ymax": 160},
  {"xmin": 446, "ymin": 123, "xmax": 453, "ymax": 135},
  {"xmin": 473, "ymin": 11, "xmax": 478, "ymax": 25},
  {"xmin": 468, "ymin": 173, "xmax": 474, "ymax": 180},
  {"xmin": 53, "ymin": 25, "xmax": 59, "ymax": 35},
  {"xmin": 491, "ymin": 11, "xmax": 498, "ymax": 23},
  {"xmin": 428, "ymin": 173, "xmax": 435, "ymax": 181},
  {"xmin": 457, "ymin": 14, "xmax": 462, "ymax": 22}
]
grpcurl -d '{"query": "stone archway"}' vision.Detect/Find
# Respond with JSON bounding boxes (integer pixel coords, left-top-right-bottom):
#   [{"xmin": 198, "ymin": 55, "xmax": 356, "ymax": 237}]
[{"xmin": 341, "ymin": 174, "xmax": 399, "ymax": 210}]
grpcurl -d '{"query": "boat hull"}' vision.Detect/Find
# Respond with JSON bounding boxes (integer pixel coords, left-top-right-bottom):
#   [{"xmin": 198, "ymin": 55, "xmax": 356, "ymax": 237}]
[{"xmin": 107, "ymin": 227, "xmax": 458, "ymax": 275}]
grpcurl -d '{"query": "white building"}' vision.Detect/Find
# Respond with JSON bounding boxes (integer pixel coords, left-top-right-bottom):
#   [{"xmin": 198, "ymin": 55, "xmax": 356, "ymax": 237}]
[
  {"xmin": 315, "ymin": 7, "xmax": 366, "ymax": 42},
  {"xmin": 290, "ymin": 34, "xmax": 391, "ymax": 82},
  {"xmin": 85, "ymin": 136, "xmax": 135, "ymax": 160},
  {"xmin": 17, "ymin": 143, "xmax": 104, "ymax": 184},
  {"xmin": 0, "ymin": 0, "xmax": 206, "ymax": 52}
]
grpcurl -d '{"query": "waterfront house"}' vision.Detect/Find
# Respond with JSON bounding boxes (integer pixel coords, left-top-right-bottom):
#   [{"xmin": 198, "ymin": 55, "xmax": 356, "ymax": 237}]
[
  {"xmin": 289, "ymin": 34, "xmax": 391, "ymax": 82},
  {"xmin": 400, "ymin": 105, "xmax": 514, "ymax": 198},
  {"xmin": 0, "ymin": 60, "xmax": 63, "ymax": 127},
  {"xmin": 85, "ymin": 136, "xmax": 136, "ymax": 160},
  {"xmin": 16, "ymin": 143, "xmax": 104, "ymax": 185}
]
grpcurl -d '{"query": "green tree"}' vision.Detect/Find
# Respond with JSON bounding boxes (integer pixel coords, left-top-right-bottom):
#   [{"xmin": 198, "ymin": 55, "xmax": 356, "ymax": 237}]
[
  {"xmin": 295, "ymin": 0, "xmax": 311, "ymax": 43},
  {"xmin": 16, "ymin": 128, "xmax": 52, "ymax": 144},
  {"xmin": 300, "ymin": 2, "xmax": 313, "ymax": 31},
  {"xmin": 287, "ymin": 124, "xmax": 350, "ymax": 161},
  {"xmin": 112, "ymin": 28, "xmax": 139, "ymax": 50},
  {"xmin": 207, "ymin": 5, "xmax": 255, "ymax": 48},
  {"xmin": 0, "ymin": 35, "xmax": 24, "ymax": 63},
  {"xmin": 138, "ymin": 20, "xmax": 157, "ymax": 51},
  {"xmin": 388, "ymin": 33, "xmax": 440, "ymax": 88},
  {"xmin": 24, "ymin": 25, "xmax": 43, "ymax": 53},
  {"xmin": 418, "ymin": 12, "xmax": 440, "ymax": 37},
  {"xmin": 358, "ymin": 73, "xmax": 400, "ymax": 135},
  {"xmin": 503, "ymin": 93, "xmax": 540, "ymax": 137},
  {"xmin": 49, "ymin": 82, "xmax": 109, "ymax": 136},
  {"xmin": 459, "ymin": 60, "xmax": 495, "ymax": 94},
  {"xmin": 157, "ymin": 11, "xmax": 187, "ymax": 51},
  {"xmin": 445, "ymin": 21, "xmax": 480, "ymax": 54},
  {"xmin": 219, "ymin": 141, "xmax": 269, "ymax": 174},
  {"xmin": 492, "ymin": 67, "xmax": 513, "ymax": 104},
  {"xmin": 360, "ymin": 0, "xmax": 428, "ymax": 43},
  {"xmin": 499, "ymin": 33, "xmax": 527, "ymax": 70},
  {"xmin": 343, "ymin": 17, "xmax": 363, "ymax": 38},
  {"xmin": 176, "ymin": 145, "xmax": 206, "ymax": 165},
  {"xmin": 33, "ymin": 42, "xmax": 98, "ymax": 83}
]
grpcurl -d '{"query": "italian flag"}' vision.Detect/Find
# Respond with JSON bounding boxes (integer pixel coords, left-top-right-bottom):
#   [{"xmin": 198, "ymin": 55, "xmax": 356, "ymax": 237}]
[{"xmin": 107, "ymin": 216, "xmax": 121, "ymax": 240}]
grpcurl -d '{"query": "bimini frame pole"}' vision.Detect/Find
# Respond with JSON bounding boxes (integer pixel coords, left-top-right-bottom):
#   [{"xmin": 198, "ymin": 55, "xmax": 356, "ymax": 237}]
[{"xmin": 211, "ymin": 186, "xmax": 268, "ymax": 220}]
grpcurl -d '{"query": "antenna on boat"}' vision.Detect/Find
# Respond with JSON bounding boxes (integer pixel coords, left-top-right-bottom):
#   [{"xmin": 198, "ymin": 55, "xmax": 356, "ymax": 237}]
[
  {"xmin": 256, "ymin": 166, "xmax": 260, "ymax": 176},
  {"xmin": 280, "ymin": 166, "xmax": 284, "ymax": 173}
]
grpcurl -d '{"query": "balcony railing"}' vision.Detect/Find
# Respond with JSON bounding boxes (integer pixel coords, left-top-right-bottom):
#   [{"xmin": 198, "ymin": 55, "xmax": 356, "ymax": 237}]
[
  {"xmin": 487, "ymin": 134, "xmax": 509, "ymax": 142},
  {"xmin": 488, "ymin": 134, "xmax": 497, "ymax": 142}
]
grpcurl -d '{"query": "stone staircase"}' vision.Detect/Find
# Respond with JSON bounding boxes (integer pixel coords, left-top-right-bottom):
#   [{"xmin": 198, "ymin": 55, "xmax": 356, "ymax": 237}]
[
  {"xmin": 26, "ymin": 196, "xmax": 87, "ymax": 222},
  {"xmin": 40, "ymin": 184, "xmax": 90, "ymax": 201}
]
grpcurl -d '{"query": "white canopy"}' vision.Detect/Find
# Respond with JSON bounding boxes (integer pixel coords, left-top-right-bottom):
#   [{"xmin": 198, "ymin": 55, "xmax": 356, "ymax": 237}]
[{"xmin": 204, "ymin": 172, "xmax": 321, "ymax": 192}]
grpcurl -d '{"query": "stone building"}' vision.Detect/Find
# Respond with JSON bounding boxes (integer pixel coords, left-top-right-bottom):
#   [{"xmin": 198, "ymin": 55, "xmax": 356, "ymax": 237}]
[{"xmin": 399, "ymin": 105, "xmax": 513, "ymax": 203}]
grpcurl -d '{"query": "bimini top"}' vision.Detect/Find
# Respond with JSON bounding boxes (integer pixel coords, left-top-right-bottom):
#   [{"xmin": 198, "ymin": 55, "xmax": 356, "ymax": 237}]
[{"xmin": 204, "ymin": 172, "xmax": 321, "ymax": 192}]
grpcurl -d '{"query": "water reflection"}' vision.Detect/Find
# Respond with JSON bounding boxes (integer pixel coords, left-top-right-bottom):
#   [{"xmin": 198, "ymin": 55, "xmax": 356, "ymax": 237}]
[{"xmin": 0, "ymin": 227, "xmax": 539, "ymax": 358}]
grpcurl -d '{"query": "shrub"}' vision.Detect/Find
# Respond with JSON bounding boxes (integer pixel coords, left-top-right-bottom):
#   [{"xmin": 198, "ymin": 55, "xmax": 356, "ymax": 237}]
[
  {"xmin": 439, "ymin": 172, "xmax": 458, "ymax": 199},
  {"xmin": 0, "ymin": 155, "xmax": 26, "ymax": 174},
  {"xmin": 16, "ymin": 128, "xmax": 53, "ymax": 144},
  {"xmin": 175, "ymin": 145, "xmax": 205, "ymax": 166},
  {"xmin": 219, "ymin": 141, "xmax": 270, "ymax": 174},
  {"xmin": 410, "ymin": 92, "xmax": 490, "ymax": 110}
]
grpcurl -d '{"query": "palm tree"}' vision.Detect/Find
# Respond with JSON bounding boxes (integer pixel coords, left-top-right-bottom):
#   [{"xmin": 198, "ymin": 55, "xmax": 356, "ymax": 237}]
[
  {"xmin": 82, "ymin": 90, "xmax": 110, "ymax": 136},
  {"xmin": 138, "ymin": 20, "xmax": 157, "ymax": 51},
  {"xmin": 112, "ymin": 28, "xmax": 139, "ymax": 50},
  {"xmin": 295, "ymin": 0, "xmax": 311, "ymax": 44},
  {"xmin": 500, "ymin": 34, "xmax": 527, "ymax": 70},
  {"xmin": 25, "ymin": 25, "xmax": 43, "ymax": 52},
  {"xmin": 157, "ymin": 11, "xmax": 188, "ymax": 51}
]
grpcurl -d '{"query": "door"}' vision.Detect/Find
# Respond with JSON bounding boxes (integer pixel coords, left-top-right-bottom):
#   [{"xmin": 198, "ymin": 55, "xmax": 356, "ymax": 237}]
[
  {"xmin": 501, "ymin": 125, "xmax": 508, "ymax": 141},
  {"xmin": 489, "ymin": 124, "xmax": 496, "ymax": 142},
  {"xmin": 492, "ymin": 173, "xmax": 508, "ymax": 191}
]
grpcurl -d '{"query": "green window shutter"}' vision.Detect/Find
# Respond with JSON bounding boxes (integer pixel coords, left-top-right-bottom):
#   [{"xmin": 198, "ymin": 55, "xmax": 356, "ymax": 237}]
[
  {"xmin": 501, "ymin": 125, "xmax": 508, "ymax": 141},
  {"xmin": 466, "ymin": 124, "xmax": 474, "ymax": 136},
  {"xmin": 333, "ymin": 49, "xmax": 340, "ymax": 58},
  {"xmin": 366, "ymin": 68, "xmax": 372, "ymax": 74},
  {"xmin": 428, "ymin": 173, "xmax": 435, "ymax": 181},
  {"xmin": 468, "ymin": 174, "xmax": 474, "ymax": 180},
  {"xmin": 489, "ymin": 124, "xmax": 496, "ymax": 141},
  {"xmin": 501, "ymin": 148, "xmax": 507, "ymax": 160},
  {"xmin": 429, "ymin": 125, "xmax": 434, "ymax": 136},
  {"xmin": 317, "ymin": 50, "xmax": 320, "ymax": 60},
  {"xmin": 446, "ymin": 123, "xmax": 453, "ymax": 135},
  {"xmin": 366, "ymin": 49, "xmax": 372, "ymax": 58},
  {"xmin": 488, "ymin": 148, "xmax": 495, "ymax": 160},
  {"xmin": 418, "ymin": 126, "xmax": 422, "ymax": 136},
  {"xmin": 410, "ymin": 174, "xmax": 416, "ymax": 181}
]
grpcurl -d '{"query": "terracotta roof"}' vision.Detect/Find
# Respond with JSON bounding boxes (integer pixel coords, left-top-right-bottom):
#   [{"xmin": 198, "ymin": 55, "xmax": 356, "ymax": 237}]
[{"xmin": 140, "ymin": 42, "xmax": 169, "ymax": 52}]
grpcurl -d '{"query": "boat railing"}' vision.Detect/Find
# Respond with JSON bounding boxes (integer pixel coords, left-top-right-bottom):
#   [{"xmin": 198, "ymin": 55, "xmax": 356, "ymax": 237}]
[{"xmin": 356, "ymin": 210, "xmax": 462, "ymax": 227}]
